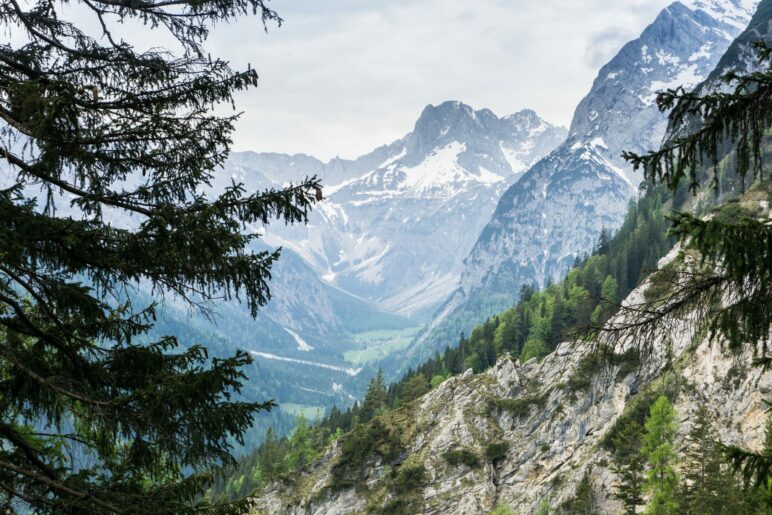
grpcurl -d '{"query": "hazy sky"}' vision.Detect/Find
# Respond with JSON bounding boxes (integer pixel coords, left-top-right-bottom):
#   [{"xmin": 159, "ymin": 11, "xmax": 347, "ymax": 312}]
[{"xmin": 205, "ymin": 0, "xmax": 675, "ymax": 160}]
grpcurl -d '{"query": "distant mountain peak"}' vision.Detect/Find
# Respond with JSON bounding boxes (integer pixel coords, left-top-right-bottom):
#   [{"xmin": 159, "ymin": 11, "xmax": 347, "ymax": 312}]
[
  {"xmin": 414, "ymin": 100, "xmax": 480, "ymax": 126},
  {"xmin": 678, "ymin": 0, "xmax": 759, "ymax": 29},
  {"xmin": 409, "ymin": 101, "xmax": 489, "ymax": 158},
  {"xmin": 566, "ymin": 0, "xmax": 757, "ymax": 176},
  {"xmin": 504, "ymin": 108, "xmax": 539, "ymax": 121},
  {"xmin": 406, "ymin": 101, "xmax": 564, "ymax": 170},
  {"xmin": 226, "ymin": 101, "xmax": 566, "ymax": 319}
]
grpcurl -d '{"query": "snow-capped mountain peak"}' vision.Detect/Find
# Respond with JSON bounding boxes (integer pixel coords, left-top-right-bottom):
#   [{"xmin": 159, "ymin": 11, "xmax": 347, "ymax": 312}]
[
  {"xmin": 679, "ymin": 0, "xmax": 759, "ymax": 30},
  {"xmin": 401, "ymin": 0, "xmax": 758, "ymax": 369},
  {"xmin": 226, "ymin": 102, "xmax": 566, "ymax": 318},
  {"xmin": 567, "ymin": 0, "xmax": 757, "ymax": 183}
]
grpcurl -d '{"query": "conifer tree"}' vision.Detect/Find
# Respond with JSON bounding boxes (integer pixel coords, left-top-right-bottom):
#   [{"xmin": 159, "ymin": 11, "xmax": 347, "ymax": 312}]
[
  {"xmin": 642, "ymin": 396, "xmax": 680, "ymax": 515},
  {"xmin": 449, "ymin": 335, "xmax": 468, "ymax": 374},
  {"xmin": 398, "ymin": 374, "xmax": 430, "ymax": 405},
  {"xmin": 255, "ymin": 428, "xmax": 286, "ymax": 482},
  {"xmin": 548, "ymin": 294, "xmax": 565, "ymax": 348},
  {"xmin": 597, "ymin": 227, "xmax": 611, "ymax": 255},
  {"xmin": 621, "ymin": 39, "xmax": 772, "ymax": 361},
  {"xmin": 611, "ymin": 419, "xmax": 646, "ymax": 515},
  {"xmin": 601, "ymin": 275, "xmax": 618, "ymax": 306},
  {"xmin": 678, "ymin": 406, "xmax": 746, "ymax": 514},
  {"xmin": 519, "ymin": 283, "xmax": 536, "ymax": 303},
  {"xmin": 285, "ymin": 415, "xmax": 318, "ymax": 471},
  {"xmin": 361, "ymin": 369, "xmax": 388, "ymax": 421},
  {"xmin": 0, "ymin": 0, "xmax": 321, "ymax": 512}
]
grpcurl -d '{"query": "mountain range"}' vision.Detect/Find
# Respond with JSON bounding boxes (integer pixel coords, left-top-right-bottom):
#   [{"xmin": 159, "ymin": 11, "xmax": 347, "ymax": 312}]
[
  {"xmin": 397, "ymin": 0, "xmax": 759, "ymax": 369},
  {"xmin": 227, "ymin": 104, "xmax": 566, "ymax": 320},
  {"xmin": 138, "ymin": 103, "xmax": 566, "ymax": 427},
  {"xmin": 119, "ymin": 0, "xmax": 760, "ymax": 438},
  {"xmin": 235, "ymin": 2, "xmax": 772, "ymax": 508}
]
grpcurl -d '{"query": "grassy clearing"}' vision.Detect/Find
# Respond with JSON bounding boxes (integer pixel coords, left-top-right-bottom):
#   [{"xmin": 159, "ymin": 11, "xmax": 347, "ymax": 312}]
[
  {"xmin": 343, "ymin": 327, "xmax": 422, "ymax": 365},
  {"xmin": 278, "ymin": 403, "xmax": 324, "ymax": 420}
]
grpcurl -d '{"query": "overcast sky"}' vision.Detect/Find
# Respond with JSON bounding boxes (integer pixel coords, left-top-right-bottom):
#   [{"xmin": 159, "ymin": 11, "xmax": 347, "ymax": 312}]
[{"xmin": 205, "ymin": 0, "xmax": 675, "ymax": 160}]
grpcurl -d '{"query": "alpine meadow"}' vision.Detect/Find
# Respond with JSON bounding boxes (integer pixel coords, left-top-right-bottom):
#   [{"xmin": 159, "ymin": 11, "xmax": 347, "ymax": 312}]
[{"xmin": 0, "ymin": 1, "xmax": 770, "ymax": 514}]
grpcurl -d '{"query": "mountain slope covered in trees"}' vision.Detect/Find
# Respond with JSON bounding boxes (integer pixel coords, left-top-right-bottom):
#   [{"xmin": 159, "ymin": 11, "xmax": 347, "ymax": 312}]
[{"xmin": 235, "ymin": 181, "xmax": 771, "ymax": 514}]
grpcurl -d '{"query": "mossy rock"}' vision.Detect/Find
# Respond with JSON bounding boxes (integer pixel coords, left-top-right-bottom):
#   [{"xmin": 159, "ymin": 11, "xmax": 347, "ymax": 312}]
[
  {"xmin": 329, "ymin": 419, "xmax": 404, "ymax": 491},
  {"xmin": 442, "ymin": 447, "xmax": 481, "ymax": 468},
  {"xmin": 390, "ymin": 462, "xmax": 426, "ymax": 494},
  {"xmin": 485, "ymin": 441, "xmax": 510, "ymax": 462},
  {"xmin": 565, "ymin": 346, "xmax": 641, "ymax": 393},
  {"xmin": 488, "ymin": 393, "xmax": 548, "ymax": 418}
]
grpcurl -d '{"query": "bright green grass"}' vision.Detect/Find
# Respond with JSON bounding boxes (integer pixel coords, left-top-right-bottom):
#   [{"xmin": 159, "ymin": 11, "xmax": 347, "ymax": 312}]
[
  {"xmin": 278, "ymin": 403, "xmax": 324, "ymax": 420},
  {"xmin": 343, "ymin": 326, "xmax": 422, "ymax": 365}
]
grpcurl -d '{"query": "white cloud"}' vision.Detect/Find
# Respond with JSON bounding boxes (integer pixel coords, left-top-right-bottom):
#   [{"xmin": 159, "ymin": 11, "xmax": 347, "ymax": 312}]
[{"xmin": 56, "ymin": 0, "xmax": 677, "ymax": 160}]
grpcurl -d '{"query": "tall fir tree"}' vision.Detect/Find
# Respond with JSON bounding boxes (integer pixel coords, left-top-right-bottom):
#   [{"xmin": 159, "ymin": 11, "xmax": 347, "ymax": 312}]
[
  {"xmin": 622, "ymin": 40, "xmax": 772, "ymax": 361},
  {"xmin": 642, "ymin": 396, "xmax": 680, "ymax": 515},
  {"xmin": 256, "ymin": 428, "xmax": 286, "ymax": 484},
  {"xmin": 360, "ymin": 369, "xmax": 388, "ymax": 422},
  {"xmin": 0, "ymin": 0, "xmax": 320, "ymax": 513},
  {"xmin": 284, "ymin": 415, "xmax": 318, "ymax": 471},
  {"xmin": 611, "ymin": 419, "xmax": 646, "ymax": 515},
  {"xmin": 597, "ymin": 226, "xmax": 611, "ymax": 255},
  {"xmin": 678, "ymin": 406, "xmax": 748, "ymax": 514}
]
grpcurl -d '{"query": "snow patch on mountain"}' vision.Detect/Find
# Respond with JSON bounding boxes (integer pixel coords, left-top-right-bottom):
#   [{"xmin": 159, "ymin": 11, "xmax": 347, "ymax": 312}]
[
  {"xmin": 680, "ymin": 0, "xmax": 759, "ymax": 30},
  {"xmin": 284, "ymin": 328, "xmax": 314, "ymax": 352},
  {"xmin": 641, "ymin": 63, "xmax": 704, "ymax": 106},
  {"xmin": 249, "ymin": 351, "xmax": 362, "ymax": 377},
  {"xmin": 689, "ymin": 42, "xmax": 714, "ymax": 61}
]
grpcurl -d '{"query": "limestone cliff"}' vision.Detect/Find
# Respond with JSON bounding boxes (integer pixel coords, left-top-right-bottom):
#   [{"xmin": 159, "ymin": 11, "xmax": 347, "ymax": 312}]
[{"xmin": 250, "ymin": 228, "xmax": 771, "ymax": 514}]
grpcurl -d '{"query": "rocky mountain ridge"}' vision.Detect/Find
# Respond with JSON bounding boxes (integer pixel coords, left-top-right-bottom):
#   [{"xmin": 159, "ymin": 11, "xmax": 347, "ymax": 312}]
[
  {"xmin": 250, "ymin": 240, "xmax": 771, "ymax": 514},
  {"xmin": 229, "ymin": 103, "xmax": 566, "ymax": 320},
  {"xmin": 403, "ymin": 0, "xmax": 759, "ymax": 369}
]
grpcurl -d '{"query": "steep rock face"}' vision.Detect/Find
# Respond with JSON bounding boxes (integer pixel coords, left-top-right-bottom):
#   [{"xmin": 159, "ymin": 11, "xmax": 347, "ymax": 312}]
[
  {"xmin": 250, "ymin": 245, "xmax": 771, "ymax": 514},
  {"xmin": 229, "ymin": 102, "xmax": 566, "ymax": 319},
  {"xmin": 406, "ymin": 0, "xmax": 758, "ymax": 367},
  {"xmin": 570, "ymin": 0, "xmax": 760, "ymax": 176}
]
